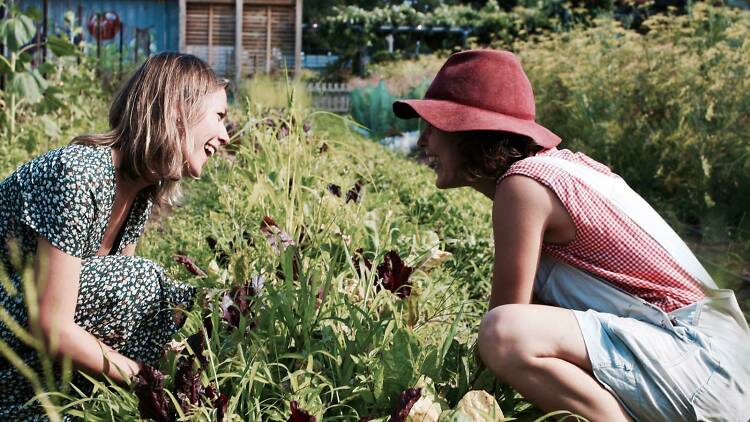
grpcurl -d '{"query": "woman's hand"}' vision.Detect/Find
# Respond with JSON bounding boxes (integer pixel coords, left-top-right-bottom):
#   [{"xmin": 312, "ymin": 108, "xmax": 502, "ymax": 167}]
[{"xmin": 35, "ymin": 237, "xmax": 140, "ymax": 384}]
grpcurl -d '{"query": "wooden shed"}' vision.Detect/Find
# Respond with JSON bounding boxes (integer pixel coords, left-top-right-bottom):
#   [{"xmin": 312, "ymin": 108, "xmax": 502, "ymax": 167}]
[{"xmin": 178, "ymin": 0, "xmax": 302, "ymax": 81}]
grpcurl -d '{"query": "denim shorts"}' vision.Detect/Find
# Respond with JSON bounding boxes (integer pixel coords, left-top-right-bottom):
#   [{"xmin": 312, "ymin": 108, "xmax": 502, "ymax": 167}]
[{"xmin": 535, "ymin": 254, "xmax": 750, "ymax": 422}]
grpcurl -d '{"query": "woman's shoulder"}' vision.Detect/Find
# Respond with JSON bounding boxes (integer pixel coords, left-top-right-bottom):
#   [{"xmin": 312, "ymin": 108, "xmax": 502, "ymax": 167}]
[
  {"xmin": 502, "ymin": 148, "xmax": 613, "ymax": 181},
  {"xmin": 19, "ymin": 144, "xmax": 112, "ymax": 181}
]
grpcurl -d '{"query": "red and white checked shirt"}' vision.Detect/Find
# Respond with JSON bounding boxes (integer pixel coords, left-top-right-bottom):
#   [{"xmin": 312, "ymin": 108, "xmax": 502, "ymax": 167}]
[{"xmin": 500, "ymin": 148, "xmax": 706, "ymax": 313}]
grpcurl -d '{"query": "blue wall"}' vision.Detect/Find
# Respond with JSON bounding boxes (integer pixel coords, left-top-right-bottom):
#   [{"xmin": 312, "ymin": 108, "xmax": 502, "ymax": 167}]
[{"xmin": 20, "ymin": 0, "xmax": 179, "ymax": 54}]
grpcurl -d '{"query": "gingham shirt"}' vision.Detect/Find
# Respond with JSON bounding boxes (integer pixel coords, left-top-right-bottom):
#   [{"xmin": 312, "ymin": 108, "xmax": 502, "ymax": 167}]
[{"xmin": 501, "ymin": 148, "xmax": 706, "ymax": 313}]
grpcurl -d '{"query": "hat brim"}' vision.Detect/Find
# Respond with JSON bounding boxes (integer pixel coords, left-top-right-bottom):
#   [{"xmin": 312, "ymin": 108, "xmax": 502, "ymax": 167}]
[{"xmin": 393, "ymin": 99, "xmax": 561, "ymax": 148}]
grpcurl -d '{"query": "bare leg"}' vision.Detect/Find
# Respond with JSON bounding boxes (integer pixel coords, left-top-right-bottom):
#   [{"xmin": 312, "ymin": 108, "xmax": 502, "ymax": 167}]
[{"xmin": 478, "ymin": 304, "xmax": 633, "ymax": 422}]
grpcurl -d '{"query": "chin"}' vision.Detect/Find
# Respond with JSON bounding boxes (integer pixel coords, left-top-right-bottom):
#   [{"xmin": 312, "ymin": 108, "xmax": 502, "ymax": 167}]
[
  {"xmin": 435, "ymin": 178, "xmax": 455, "ymax": 190},
  {"xmin": 183, "ymin": 162, "xmax": 204, "ymax": 179},
  {"xmin": 437, "ymin": 179, "xmax": 468, "ymax": 190}
]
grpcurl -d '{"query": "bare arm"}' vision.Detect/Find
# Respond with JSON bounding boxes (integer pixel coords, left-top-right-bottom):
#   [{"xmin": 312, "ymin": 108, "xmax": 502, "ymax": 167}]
[
  {"xmin": 35, "ymin": 237, "xmax": 140, "ymax": 383},
  {"xmin": 489, "ymin": 175, "xmax": 560, "ymax": 309}
]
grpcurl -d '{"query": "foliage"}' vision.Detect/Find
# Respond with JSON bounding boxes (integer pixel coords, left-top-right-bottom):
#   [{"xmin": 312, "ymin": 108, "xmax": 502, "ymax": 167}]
[
  {"xmin": 2, "ymin": 4, "xmax": 749, "ymax": 419},
  {"xmin": 0, "ymin": 3, "xmax": 106, "ymax": 176},
  {"xmin": 112, "ymin": 106, "xmax": 511, "ymax": 420},
  {"xmin": 346, "ymin": 3, "xmax": 750, "ymax": 244},
  {"xmin": 0, "ymin": 76, "xmax": 537, "ymax": 419},
  {"xmin": 309, "ymin": 0, "xmax": 646, "ymax": 73},
  {"xmin": 517, "ymin": 3, "xmax": 750, "ymax": 237},
  {"xmin": 239, "ymin": 75, "xmax": 312, "ymax": 112}
]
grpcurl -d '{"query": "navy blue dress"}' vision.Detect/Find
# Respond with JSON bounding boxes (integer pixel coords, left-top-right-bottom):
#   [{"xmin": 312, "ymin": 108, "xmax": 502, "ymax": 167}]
[{"xmin": 0, "ymin": 144, "xmax": 194, "ymax": 420}]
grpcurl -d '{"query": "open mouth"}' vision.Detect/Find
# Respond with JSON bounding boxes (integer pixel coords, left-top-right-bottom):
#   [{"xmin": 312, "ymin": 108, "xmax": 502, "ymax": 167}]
[{"xmin": 204, "ymin": 143, "xmax": 217, "ymax": 157}]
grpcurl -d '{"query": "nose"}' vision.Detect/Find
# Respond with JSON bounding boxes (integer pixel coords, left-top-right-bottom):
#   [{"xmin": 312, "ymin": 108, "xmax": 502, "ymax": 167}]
[
  {"xmin": 218, "ymin": 124, "xmax": 230, "ymax": 145},
  {"xmin": 417, "ymin": 129, "xmax": 428, "ymax": 148}
]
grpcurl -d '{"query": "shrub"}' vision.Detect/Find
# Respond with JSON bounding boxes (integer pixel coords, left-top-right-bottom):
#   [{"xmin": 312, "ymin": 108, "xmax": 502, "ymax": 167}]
[{"xmin": 517, "ymin": 3, "xmax": 750, "ymax": 237}]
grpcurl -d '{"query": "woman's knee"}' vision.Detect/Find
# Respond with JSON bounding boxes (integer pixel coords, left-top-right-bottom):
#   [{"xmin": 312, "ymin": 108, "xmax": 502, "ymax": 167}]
[{"xmin": 478, "ymin": 304, "xmax": 535, "ymax": 369}]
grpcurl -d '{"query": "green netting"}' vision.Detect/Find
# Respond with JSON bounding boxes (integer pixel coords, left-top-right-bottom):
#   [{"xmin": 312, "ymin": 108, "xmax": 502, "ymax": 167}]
[{"xmin": 350, "ymin": 79, "xmax": 430, "ymax": 138}]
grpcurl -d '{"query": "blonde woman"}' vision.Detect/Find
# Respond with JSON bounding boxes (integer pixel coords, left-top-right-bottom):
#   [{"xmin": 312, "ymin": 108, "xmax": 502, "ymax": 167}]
[{"xmin": 0, "ymin": 53, "xmax": 229, "ymax": 419}]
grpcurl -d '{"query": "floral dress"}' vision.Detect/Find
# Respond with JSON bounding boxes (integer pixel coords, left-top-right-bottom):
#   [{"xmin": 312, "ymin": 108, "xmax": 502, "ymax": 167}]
[{"xmin": 0, "ymin": 144, "xmax": 195, "ymax": 420}]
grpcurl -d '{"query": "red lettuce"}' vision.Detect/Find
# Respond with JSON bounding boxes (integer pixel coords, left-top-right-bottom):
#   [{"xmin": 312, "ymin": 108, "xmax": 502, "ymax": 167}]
[
  {"xmin": 327, "ymin": 183, "xmax": 342, "ymax": 197},
  {"xmin": 345, "ymin": 180, "xmax": 365, "ymax": 203},
  {"xmin": 173, "ymin": 254, "xmax": 207, "ymax": 278},
  {"xmin": 390, "ymin": 387, "xmax": 422, "ymax": 422},
  {"xmin": 377, "ymin": 251, "xmax": 414, "ymax": 298},
  {"xmin": 173, "ymin": 356, "xmax": 201, "ymax": 414},
  {"xmin": 289, "ymin": 401, "xmax": 316, "ymax": 422},
  {"xmin": 133, "ymin": 364, "xmax": 172, "ymax": 422}
]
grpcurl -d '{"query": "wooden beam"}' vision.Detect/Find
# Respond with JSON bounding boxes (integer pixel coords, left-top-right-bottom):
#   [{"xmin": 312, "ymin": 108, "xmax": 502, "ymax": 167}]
[
  {"xmin": 265, "ymin": 6, "xmax": 271, "ymax": 73},
  {"xmin": 235, "ymin": 0, "xmax": 242, "ymax": 84},
  {"xmin": 208, "ymin": 5, "xmax": 214, "ymax": 66},
  {"xmin": 187, "ymin": 0, "xmax": 294, "ymax": 4},
  {"xmin": 294, "ymin": 0, "xmax": 301, "ymax": 76},
  {"xmin": 179, "ymin": 0, "xmax": 186, "ymax": 52}
]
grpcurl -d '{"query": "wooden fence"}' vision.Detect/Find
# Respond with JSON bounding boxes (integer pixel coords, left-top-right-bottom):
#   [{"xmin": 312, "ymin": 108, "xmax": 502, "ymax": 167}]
[{"xmin": 307, "ymin": 82, "xmax": 350, "ymax": 113}]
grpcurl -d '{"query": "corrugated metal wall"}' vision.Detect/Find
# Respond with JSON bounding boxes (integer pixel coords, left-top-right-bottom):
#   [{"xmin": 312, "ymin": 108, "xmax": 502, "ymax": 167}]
[{"xmin": 20, "ymin": 0, "xmax": 179, "ymax": 54}]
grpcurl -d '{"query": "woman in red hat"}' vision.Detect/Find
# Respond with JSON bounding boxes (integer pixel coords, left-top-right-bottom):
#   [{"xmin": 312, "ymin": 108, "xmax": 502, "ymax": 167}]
[{"xmin": 394, "ymin": 49, "xmax": 750, "ymax": 422}]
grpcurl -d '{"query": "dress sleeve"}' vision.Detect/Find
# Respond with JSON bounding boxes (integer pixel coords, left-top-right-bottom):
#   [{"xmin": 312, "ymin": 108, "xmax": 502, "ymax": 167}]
[{"xmin": 18, "ymin": 153, "xmax": 96, "ymax": 258}]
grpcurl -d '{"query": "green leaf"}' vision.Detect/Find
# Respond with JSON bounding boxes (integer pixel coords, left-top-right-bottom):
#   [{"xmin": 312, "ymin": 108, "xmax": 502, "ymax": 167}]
[
  {"xmin": 37, "ymin": 62, "xmax": 56, "ymax": 75},
  {"xmin": 23, "ymin": 6, "xmax": 44, "ymax": 22},
  {"xmin": 10, "ymin": 72, "xmax": 43, "ymax": 102},
  {"xmin": 0, "ymin": 57, "xmax": 10, "ymax": 74},
  {"xmin": 39, "ymin": 115, "xmax": 60, "ymax": 138},
  {"xmin": 47, "ymin": 35, "xmax": 78, "ymax": 57},
  {"xmin": 30, "ymin": 68, "xmax": 48, "ymax": 91},
  {"xmin": 39, "ymin": 85, "xmax": 65, "ymax": 113},
  {"xmin": 15, "ymin": 52, "xmax": 33, "ymax": 71},
  {"xmin": 0, "ymin": 14, "xmax": 37, "ymax": 52}
]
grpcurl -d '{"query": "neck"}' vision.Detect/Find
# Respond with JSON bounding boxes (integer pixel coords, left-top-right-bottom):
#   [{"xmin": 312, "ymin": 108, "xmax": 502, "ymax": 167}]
[
  {"xmin": 111, "ymin": 147, "xmax": 154, "ymax": 194},
  {"xmin": 470, "ymin": 177, "xmax": 498, "ymax": 200}
]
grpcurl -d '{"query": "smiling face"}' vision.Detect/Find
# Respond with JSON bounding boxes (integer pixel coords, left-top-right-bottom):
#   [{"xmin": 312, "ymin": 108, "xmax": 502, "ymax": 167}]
[
  {"xmin": 182, "ymin": 89, "xmax": 229, "ymax": 179},
  {"xmin": 417, "ymin": 123, "xmax": 469, "ymax": 189}
]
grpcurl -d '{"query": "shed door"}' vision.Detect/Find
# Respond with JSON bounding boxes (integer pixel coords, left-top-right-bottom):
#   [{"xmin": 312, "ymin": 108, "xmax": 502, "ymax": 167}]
[
  {"xmin": 242, "ymin": 4, "xmax": 295, "ymax": 76},
  {"xmin": 186, "ymin": 3, "xmax": 235, "ymax": 76}
]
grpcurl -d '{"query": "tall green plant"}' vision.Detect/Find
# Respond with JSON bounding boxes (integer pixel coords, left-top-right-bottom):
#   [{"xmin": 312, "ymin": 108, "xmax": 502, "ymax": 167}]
[
  {"xmin": 0, "ymin": 2, "xmax": 77, "ymax": 144},
  {"xmin": 517, "ymin": 3, "xmax": 750, "ymax": 237}
]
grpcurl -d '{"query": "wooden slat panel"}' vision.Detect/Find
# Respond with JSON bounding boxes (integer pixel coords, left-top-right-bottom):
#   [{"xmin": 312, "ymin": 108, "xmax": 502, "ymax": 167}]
[
  {"xmin": 210, "ymin": 4, "xmax": 235, "ymax": 46},
  {"xmin": 241, "ymin": 5, "xmax": 267, "ymax": 75},
  {"xmin": 186, "ymin": 3, "xmax": 209, "ymax": 44},
  {"xmin": 187, "ymin": 3, "xmax": 235, "ymax": 76},
  {"xmin": 245, "ymin": 0, "xmax": 294, "ymax": 5},
  {"xmin": 188, "ymin": 0, "xmax": 294, "ymax": 4},
  {"xmin": 270, "ymin": 6, "xmax": 294, "ymax": 69}
]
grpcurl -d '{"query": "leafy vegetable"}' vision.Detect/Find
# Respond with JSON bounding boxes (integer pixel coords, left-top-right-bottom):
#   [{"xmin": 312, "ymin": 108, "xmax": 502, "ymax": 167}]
[
  {"xmin": 133, "ymin": 364, "xmax": 171, "ymax": 422},
  {"xmin": 289, "ymin": 400, "xmax": 316, "ymax": 422},
  {"xmin": 376, "ymin": 251, "xmax": 414, "ymax": 298},
  {"xmin": 390, "ymin": 388, "xmax": 421, "ymax": 422},
  {"xmin": 173, "ymin": 254, "xmax": 208, "ymax": 278}
]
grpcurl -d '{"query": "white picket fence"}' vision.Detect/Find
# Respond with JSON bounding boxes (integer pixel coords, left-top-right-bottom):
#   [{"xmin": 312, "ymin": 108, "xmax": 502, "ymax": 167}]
[{"xmin": 307, "ymin": 82, "xmax": 351, "ymax": 113}]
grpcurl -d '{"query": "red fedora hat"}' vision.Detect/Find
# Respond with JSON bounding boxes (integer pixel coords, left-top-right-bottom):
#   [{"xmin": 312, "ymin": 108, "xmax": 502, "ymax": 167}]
[{"xmin": 393, "ymin": 49, "xmax": 560, "ymax": 148}]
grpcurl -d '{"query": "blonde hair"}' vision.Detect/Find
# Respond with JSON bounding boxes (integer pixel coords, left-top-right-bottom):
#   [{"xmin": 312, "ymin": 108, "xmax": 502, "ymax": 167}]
[{"xmin": 73, "ymin": 52, "xmax": 228, "ymax": 206}]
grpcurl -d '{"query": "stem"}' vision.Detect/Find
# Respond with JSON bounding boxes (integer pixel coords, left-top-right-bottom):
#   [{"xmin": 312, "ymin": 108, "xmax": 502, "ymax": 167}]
[
  {"xmin": 9, "ymin": 92, "xmax": 15, "ymax": 144},
  {"xmin": 7, "ymin": 52, "xmax": 16, "ymax": 143}
]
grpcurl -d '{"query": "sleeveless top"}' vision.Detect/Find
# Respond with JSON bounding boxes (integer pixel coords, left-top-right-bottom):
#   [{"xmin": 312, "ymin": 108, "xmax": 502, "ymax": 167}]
[{"xmin": 499, "ymin": 148, "xmax": 707, "ymax": 313}]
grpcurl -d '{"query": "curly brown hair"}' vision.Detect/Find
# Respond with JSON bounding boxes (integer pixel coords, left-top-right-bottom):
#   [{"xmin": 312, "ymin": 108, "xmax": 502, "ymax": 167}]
[{"xmin": 455, "ymin": 130, "xmax": 544, "ymax": 181}]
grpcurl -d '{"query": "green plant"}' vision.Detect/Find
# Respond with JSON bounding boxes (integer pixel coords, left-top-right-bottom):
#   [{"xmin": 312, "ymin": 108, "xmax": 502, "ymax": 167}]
[
  {"xmin": 0, "ymin": 2, "xmax": 78, "ymax": 144},
  {"xmin": 517, "ymin": 2, "xmax": 750, "ymax": 238}
]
